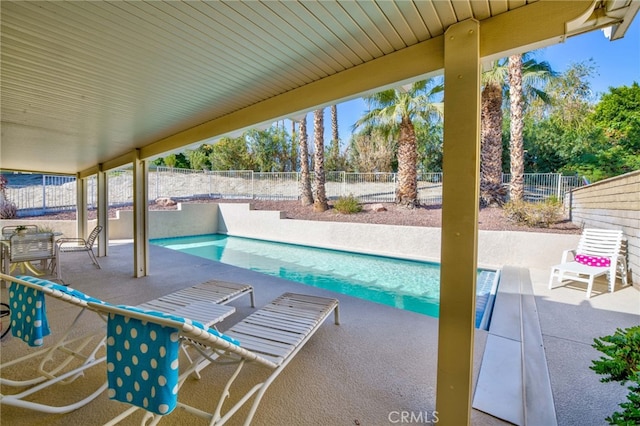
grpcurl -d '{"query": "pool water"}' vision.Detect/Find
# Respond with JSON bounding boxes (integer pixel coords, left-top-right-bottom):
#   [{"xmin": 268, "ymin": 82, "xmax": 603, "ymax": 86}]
[{"xmin": 151, "ymin": 234, "xmax": 498, "ymax": 328}]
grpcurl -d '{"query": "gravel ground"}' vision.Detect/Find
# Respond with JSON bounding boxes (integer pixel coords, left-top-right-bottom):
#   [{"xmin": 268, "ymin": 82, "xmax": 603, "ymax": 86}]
[{"xmin": 28, "ymin": 199, "xmax": 581, "ymax": 234}]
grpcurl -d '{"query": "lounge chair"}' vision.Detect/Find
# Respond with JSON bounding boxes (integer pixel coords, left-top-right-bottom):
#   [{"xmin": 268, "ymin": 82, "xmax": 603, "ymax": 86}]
[
  {"xmin": 0, "ymin": 274, "xmax": 254, "ymax": 414},
  {"xmin": 88, "ymin": 292, "xmax": 339, "ymax": 425},
  {"xmin": 0, "ymin": 274, "xmax": 109, "ymax": 414},
  {"xmin": 548, "ymin": 228, "xmax": 626, "ymax": 298}
]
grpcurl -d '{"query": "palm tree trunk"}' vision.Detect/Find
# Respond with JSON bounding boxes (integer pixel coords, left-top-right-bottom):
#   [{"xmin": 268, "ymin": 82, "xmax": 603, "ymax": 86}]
[
  {"xmin": 480, "ymin": 83, "xmax": 505, "ymax": 206},
  {"xmin": 396, "ymin": 116, "xmax": 418, "ymax": 208},
  {"xmin": 298, "ymin": 116, "xmax": 313, "ymax": 206},
  {"xmin": 313, "ymin": 109, "xmax": 329, "ymax": 211},
  {"xmin": 508, "ymin": 54, "xmax": 525, "ymax": 202},
  {"xmin": 330, "ymin": 104, "xmax": 339, "ymax": 169},
  {"xmin": 290, "ymin": 120, "xmax": 298, "ymax": 173}
]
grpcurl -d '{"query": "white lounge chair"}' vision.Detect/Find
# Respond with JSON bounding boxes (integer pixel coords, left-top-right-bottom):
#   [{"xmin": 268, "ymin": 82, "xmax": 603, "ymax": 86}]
[
  {"xmin": 88, "ymin": 292, "xmax": 340, "ymax": 426},
  {"xmin": 0, "ymin": 275, "xmax": 254, "ymax": 414},
  {"xmin": 548, "ymin": 228, "xmax": 627, "ymax": 298},
  {"xmin": 0, "ymin": 274, "xmax": 109, "ymax": 414}
]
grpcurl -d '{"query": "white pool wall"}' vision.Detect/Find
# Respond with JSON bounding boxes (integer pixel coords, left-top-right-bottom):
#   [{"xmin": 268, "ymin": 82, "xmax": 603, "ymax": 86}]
[{"xmin": 104, "ymin": 202, "xmax": 580, "ymax": 270}]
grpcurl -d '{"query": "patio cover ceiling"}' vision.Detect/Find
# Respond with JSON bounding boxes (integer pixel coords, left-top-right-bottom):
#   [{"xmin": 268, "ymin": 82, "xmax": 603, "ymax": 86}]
[{"xmin": 1, "ymin": 0, "xmax": 637, "ymax": 176}]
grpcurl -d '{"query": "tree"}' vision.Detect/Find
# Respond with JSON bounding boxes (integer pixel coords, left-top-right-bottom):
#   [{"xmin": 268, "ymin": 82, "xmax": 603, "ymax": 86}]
[
  {"xmin": 355, "ymin": 78, "xmax": 443, "ymax": 208},
  {"xmin": 522, "ymin": 62, "xmax": 605, "ymax": 178},
  {"xmin": 592, "ymin": 83, "xmax": 640, "ymax": 154},
  {"xmin": 313, "ymin": 109, "xmax": 329, "ymax": 212},
  {"xmin": 348, "ymin": 124, "xmax": 396, "ymax": 173},
  {"xmin": 415, "ymin": 120, "xmax": 443, "ymax": 173},
  {"xmin": 290, "ymin": 120, "xmax": 299, "ymax": 172},
  {"xmin": 164, "ymin": 154, "xmax": 177, "ymax": 169},
  {"xmin": 326, "ymin": 104, "xmax": 341, "ymax": 171},
  {"xmin": 298, "ymin": 115, "xmax": 313, "ymax": 205},
  {"xmin": 507, "ymin": 53, "xmax": 556, "ymax": 201},
  {"xmin": 246, "ymin": 127, "xmax": 292, "ymax": 172},
  {"xmin": 480, "ymin": 60, "xmax": 507, "ymax": 206},
  {"xmin": 209, "ymin": 136, "xmax": 253, "ymax": 171},
  {"xmin": 185, "ymin": 148, "xmax": 209, "ymax": 171},
  {"xmin": 508, "ymin": 55, "xmax": 525, "ymax": 202}
]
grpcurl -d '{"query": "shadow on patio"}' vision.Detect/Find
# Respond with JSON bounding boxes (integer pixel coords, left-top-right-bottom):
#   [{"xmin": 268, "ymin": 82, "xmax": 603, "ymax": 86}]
[{"xmin": 1, "ymin": 242, "xmax": 638, "ymax": 425}]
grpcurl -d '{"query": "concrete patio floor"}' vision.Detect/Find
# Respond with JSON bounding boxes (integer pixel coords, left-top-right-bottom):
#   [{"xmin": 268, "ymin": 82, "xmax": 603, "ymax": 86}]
[{"xmin": 1, "ymin": 241, "xmax": 638, "ymax": 425}]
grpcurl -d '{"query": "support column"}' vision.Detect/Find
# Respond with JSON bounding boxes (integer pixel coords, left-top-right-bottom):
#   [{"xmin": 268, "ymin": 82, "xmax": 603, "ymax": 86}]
[
  {"xmin": 76, "ymin": 174, "xmax": 88, "ymax": 239},
  {"xmin": 96, "ymin": 167, "xmax": 108, "ymax": 257},
  {"xmin": 436, "ymin": 19, "xmax": 481, "ymax": 425},
  {"xmin": 132, "ymin": 152, "xmax": 149, "ymax": 277}
]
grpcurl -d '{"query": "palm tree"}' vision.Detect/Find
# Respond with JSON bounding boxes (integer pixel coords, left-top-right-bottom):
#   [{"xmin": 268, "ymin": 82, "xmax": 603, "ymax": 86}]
[
  {"xmin": 328, "ymin": 104, "xmax": 340, "ymax": 170},
  {"xmin": 313, "ymin": 109, "xmax": 329, "ymax": 211},
  {"xmin": 508, "ymin": 55, "xmax": 525, "ymax": 202},
  {"xmin": 508, "ymin": 54, "xmax": 556, "ymax": 202},
  {"xmin": 480, "ymin": 62, "xmax": 508, "ymax": 207},
  {"xmin": 355, "ymin": 79, "xmax": 443, "ymax": 208},
  {"xmin": 481, "ymin": 55, "xmax": 555, "ymax": 206},
  {"xmin": 298, "ymin": 115, "xmax": 313, "ymax": 205}
]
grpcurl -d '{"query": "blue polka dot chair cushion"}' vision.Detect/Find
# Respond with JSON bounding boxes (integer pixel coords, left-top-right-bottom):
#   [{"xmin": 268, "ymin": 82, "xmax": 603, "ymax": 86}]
[{"xmin": 8, "ymin": 281, "xmax": 50, "ymax": 346}]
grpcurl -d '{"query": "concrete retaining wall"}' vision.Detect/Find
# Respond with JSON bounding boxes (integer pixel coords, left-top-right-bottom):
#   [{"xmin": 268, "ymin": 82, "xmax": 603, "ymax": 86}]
[
  {"xmin": 108, "ymin": 203, "xmax": 219, "ymax": 239},
  {"xmin": 216, "ymin": 203, "xmax": 580, "ymax": 271},
  {"xmin": 570, "ymin": 170, "xmax": 639, "ymax": 285},
  {"xmin": 3, "ymin": 202, "xmax": 581, "ymax": 272}
]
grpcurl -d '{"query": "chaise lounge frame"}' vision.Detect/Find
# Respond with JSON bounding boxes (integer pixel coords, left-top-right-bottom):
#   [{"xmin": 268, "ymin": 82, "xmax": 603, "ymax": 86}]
[
  {"xmin": 0, "ymin": 274, "xmax": 255, "ymax": 414},
  {"xmin": 88, "ymin": 292, "xmax": 339, "ymax": 426},
  {"xmin": 548, "ymin": 228, "xmax": 627, "ymax": 298}
]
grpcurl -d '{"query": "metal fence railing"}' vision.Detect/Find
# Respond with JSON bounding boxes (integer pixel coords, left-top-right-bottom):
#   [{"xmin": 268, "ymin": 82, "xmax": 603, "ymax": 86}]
[
  {"xmin": 3, "ymin": 168, "xmax": 585, "ymax": 217},
  {"xmin": 501, "ymin": 173, "xmax": 584, "ymax": 202}
]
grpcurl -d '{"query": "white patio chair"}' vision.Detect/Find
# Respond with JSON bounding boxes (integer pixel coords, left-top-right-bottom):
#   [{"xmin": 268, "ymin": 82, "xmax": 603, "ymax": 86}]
[
  {"xmin": 548, "ymin": 228, "xmax": 626, "ymax": 298},
  {"xmin": 53, "ymin": 225, "xmax": 102, "ymax": 281}
]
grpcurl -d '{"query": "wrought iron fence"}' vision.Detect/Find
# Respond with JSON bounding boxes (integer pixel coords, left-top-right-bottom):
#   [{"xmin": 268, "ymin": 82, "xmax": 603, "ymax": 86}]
[{"xmin": 3, "ymin": 168, "xmax": 585, "ymax": 216}]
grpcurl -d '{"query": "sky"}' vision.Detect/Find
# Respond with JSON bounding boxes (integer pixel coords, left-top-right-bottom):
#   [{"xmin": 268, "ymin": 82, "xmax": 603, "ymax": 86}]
[{"xmin": 326, "ymin": 17, "xmax": 640, "ymax": 145}]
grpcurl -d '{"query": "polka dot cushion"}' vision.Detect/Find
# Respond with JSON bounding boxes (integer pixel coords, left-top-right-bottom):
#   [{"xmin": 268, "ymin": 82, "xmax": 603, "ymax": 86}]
[
  {"xmin": 575, "ymin": 254, "xmax": 611, "ymax": 268},
  {"xmin": 8, "ymin": 281, "xmax": 50, "ymax": 346}
]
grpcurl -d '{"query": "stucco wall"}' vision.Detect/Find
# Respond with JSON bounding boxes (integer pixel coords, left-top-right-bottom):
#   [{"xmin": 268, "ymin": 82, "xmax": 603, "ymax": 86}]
[
  {"xmin": 1, "ymin": 203, "xmax": 219, "ymax": 240},
  {"xmin": 108, "ymin": 203, "xmax": 219, "ymax": 239},
  {"xmin": 570, "ymin": 170, "xmax": 640, "ymax": 285},
  {"xmin": 3, "ymin": 202, "xmax": 581, "ymax": 272},
  {"xmin": 217, "ymin": 203, "xmax": 580, "ymax": 271}
]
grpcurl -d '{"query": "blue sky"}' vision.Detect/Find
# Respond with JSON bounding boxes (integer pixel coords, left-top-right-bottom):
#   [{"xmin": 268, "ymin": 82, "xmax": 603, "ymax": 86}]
[{"xmin": 327, "ymin": 18, "xmax": 640, "ymax": 144}]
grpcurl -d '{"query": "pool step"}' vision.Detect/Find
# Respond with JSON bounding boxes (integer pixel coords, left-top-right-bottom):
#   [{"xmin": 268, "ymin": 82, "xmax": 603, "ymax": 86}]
[{"xmin": 472, "ymin": 266, "xmax": 557, "ymax": 426}]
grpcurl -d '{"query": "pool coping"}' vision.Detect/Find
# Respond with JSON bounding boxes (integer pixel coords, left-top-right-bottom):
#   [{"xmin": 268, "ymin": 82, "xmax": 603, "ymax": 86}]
[{"xmin": 472, "ymin": 265, "xmax": 556, "ymax": 425}]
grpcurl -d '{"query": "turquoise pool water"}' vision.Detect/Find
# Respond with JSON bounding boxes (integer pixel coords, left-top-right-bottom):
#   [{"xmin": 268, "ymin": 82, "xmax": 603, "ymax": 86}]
[{"xmin": 151, "ymin": 234, "xmax": 498, "ymax": 328}]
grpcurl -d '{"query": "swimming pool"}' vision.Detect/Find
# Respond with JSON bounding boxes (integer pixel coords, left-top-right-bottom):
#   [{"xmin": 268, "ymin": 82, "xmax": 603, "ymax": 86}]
[{"xmin": 151, "ymin": 234, "xmax": 499, "ymax": 328}]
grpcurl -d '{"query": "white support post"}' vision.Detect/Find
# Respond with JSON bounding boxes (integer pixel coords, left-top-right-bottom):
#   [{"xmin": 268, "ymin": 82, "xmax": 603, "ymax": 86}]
[
  {"xmin": 133, "ymin": 152, "xmax": 149, "ymax": 277},
  {"xmin": 97, "ymin": 168, "xmax": 108, "ymax": 257},
  {"xmin": 76, "ymin": 174, "xmax": 88, "ymax": 240}
]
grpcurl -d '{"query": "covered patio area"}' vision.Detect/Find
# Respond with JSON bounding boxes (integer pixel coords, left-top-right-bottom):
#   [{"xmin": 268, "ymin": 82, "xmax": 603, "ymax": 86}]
[
  {"xmin": 2, "ymin": 1, "xmax": 638, "ymax": 423},
  {"xmin": 1, "ymin": 242, "xmax": 637, "ymax": 425}
]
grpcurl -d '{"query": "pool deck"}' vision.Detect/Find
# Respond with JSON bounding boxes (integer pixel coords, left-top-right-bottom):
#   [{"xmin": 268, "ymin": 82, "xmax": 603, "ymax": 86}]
[{"xmin": 1, "ymin": 241, "xmax": 638, "ymax": 425}]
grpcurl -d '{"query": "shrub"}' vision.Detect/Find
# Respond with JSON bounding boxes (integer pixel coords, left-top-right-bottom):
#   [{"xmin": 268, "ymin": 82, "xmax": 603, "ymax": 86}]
[
  {"xmin": 591, "ymin": 326, "xmax": 640, "ymax": 425},
  {"xmin": 503, "ymin": 198, "xmax": 562, "ymax": 228},
  {"xmin": 333, "ymin": 194, "xmax": 362, "ymax": 214},
  {"xmin": 0, "ymin": 199, "xmax": 17, "ymax": 219}
]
